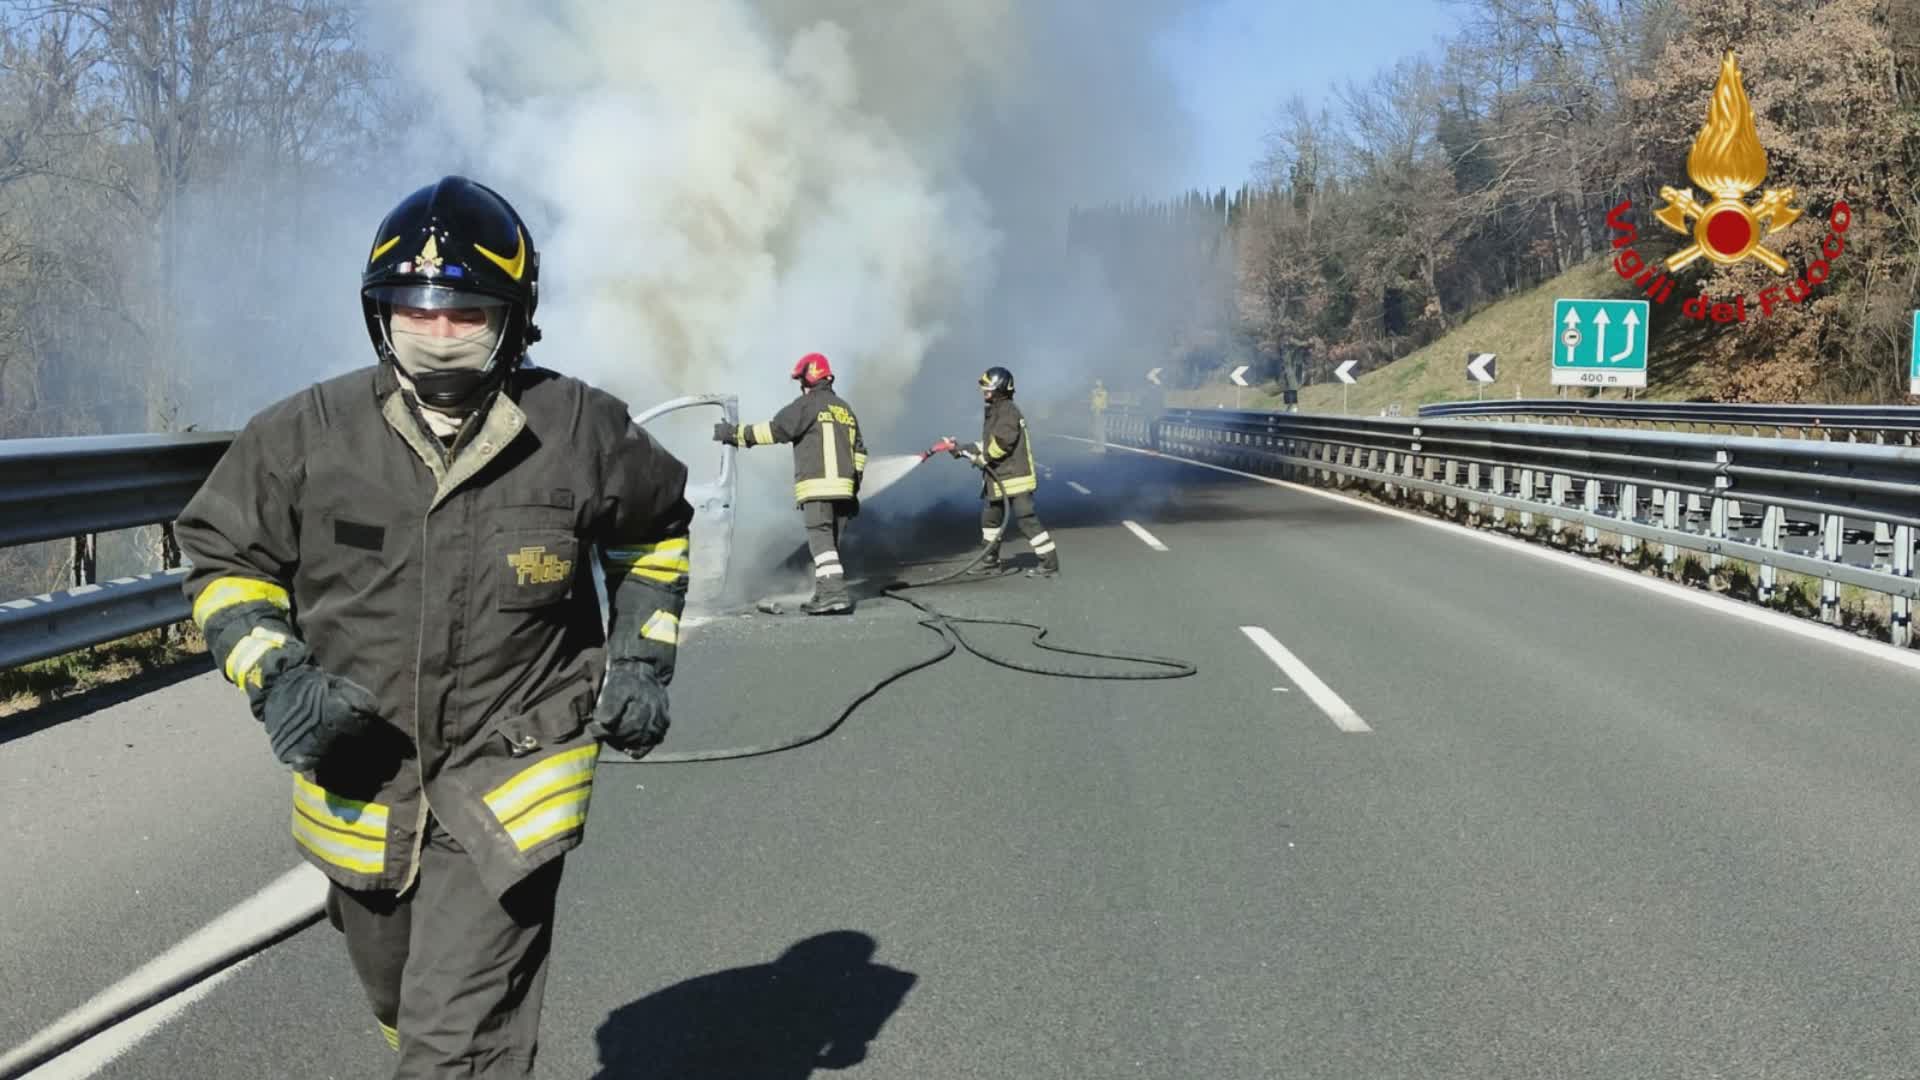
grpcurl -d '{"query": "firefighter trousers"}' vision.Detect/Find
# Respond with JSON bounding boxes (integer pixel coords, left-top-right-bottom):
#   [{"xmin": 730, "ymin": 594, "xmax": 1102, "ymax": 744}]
[
  {"xmin": 323, "ymin": 813, "xmax": 564, "ymax": 1078},
  {"xmin": 981, "ymin": 493, "xmax": 1056, "ymax": 565},
  {"xmin": 802, "ymin": 499, "xmax": 852, "ymax": 595}
]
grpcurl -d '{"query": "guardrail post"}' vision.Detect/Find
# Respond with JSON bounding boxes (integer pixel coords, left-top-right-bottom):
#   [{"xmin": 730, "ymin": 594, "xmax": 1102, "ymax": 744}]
[
  {"xmin": 1465, "ymin": 463, "xmax": 1480, "ymax": 518},
  {"xmin": 1874, "ymin": 521, "xmax": 1893, "ymax": 570},
  {"xmin": 1618, "ymin": 483, "xmax": 1640, "ymax": 555},
  {"xmin": 1549, "ymin": 473, "xmax": 1569, "ymax": 537},
  {"xmin": 1708, "ymin": 497, "xmax": 1729, "ymax": 572},
  {"xmin": 1709, "ymin": 449, "xmax": 1731, "ymax": 573},
  {"xmin": 1519, "ymin": 469, "xmax": 1535, "ymax": 530},
  {"xmin": 1422, "ymin": 453, "xmax": 1438, "ymax": 507},
  {"xmin": 1491, "ymin": 466, "xmax": 1506, "ymax": 525},
  {"xmin": 1895, "ymin": 525, "xmax": 1914, "ymax": 648},
  {"xmin": 1758, "ymin": 505, "xmax": 1783, "ymax": 601},
  {"xmin": 1820, "ymin": 513, "xmax": 1843, "ymax": 624},
  {"xmin": 1444, "ymin": 460, "xmax": 1459, "ymax": 514},
  {"xmin": 1661, "ymin": 489, "xmax": 1681, "ymax": 571},
  {"xmin": 1405, "ymin": 430, "xmax": 1420, "ymax": 500},
  {"xmin": 71, "ymin": 533, "xmax": 97, "ymax": 588},
  {"xmin": 1582, "ymin": 477, "xmax": 1600, "ymax": 549}
]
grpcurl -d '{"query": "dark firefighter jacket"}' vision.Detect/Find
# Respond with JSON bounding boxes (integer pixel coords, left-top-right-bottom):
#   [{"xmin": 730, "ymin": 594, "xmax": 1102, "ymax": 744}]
[
  {"xmin": 728, "ymin": 387, "xmax": 866, "ymax": 504},
  {"xmin": 980, "ymin": 397, "xmax": 1038, "ymax": 497},
  {"xmin": 174, "ymin": 361, "xmax": 694, "ymax": 901}
]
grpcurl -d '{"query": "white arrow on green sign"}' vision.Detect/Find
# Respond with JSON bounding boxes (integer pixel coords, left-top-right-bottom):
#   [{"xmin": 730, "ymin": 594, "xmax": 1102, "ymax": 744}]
[{"xmin": 1552, "ymin": 298, "xmax": 1649, "ymax": 388}]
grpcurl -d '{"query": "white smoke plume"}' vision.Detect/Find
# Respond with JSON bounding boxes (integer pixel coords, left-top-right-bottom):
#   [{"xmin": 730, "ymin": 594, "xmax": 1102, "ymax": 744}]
[{"xmin": 364, "ymin": 0, "xmax": 1208, "ymax": 596}]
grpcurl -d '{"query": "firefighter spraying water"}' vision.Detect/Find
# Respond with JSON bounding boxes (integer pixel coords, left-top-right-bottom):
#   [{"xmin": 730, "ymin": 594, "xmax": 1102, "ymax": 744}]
[{"xmin": 713, "ymin": 353, "xmax": 866, "ymax": 615}]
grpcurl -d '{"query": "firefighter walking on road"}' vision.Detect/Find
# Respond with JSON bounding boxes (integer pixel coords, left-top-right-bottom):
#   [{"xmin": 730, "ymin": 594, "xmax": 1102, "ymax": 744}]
[
  {"xmin": 174, "ymin": 175, "xmax": 695, "ymax": 1078},
  {"xmin": 954, "ymin": 366, "xmax": 1059, "ymax": 577},
  {"xmin": 714, "ymin": 353, "xmax": 866, "ymax": 615}
]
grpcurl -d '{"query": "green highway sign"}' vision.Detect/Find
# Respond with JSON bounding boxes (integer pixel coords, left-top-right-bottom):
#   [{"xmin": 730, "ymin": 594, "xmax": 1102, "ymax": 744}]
[
  {"xmin": 1910, "ymin": 310, "xmax": 1918, "ymax": 396},
  {"xmin": 1552, "ymin": 298, "xmax": 1649, "ymax": 388}
]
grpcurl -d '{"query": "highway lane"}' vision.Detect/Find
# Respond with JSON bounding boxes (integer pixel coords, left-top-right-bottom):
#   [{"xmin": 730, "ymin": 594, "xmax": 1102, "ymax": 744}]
[{"xmin": 7, "ymin": 438, "xmax": 1920, "ymax": 1077}]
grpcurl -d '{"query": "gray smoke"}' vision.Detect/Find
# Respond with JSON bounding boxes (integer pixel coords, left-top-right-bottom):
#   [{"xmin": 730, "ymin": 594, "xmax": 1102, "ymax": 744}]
[{"xmin": 365, "ymin": 0, "xmax": 1212, "ymax": 596}]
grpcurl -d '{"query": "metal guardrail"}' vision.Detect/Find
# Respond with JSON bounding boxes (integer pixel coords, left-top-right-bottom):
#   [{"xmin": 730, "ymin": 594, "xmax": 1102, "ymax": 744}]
[
  {"xmin": 8, "ymin": 398, "xmax": 1920, "ymax": 668},
  {"xmin": 1105, "ymin": 406, "xmax": 1920, "ymax": 648},
  {"xmin": 1418, "ymin": 398, "xmax": 1920, "ymax": 436},
  {"xmin": 0, "ymin": 433, "xmax": 234, "ymax": 669}
]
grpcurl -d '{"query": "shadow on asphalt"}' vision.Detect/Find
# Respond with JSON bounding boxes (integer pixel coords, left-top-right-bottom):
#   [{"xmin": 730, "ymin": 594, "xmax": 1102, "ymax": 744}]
[{"xmin": 591, "ymin": 930, "xmax": 917, "ymax": 1079}]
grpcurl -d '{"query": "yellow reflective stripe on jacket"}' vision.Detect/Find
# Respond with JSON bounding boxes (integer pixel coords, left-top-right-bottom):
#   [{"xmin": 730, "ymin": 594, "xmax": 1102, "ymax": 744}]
[
  {"xmin": 294, "ymin": 773, "xmax": 389, "ymax": 837},
  {"xmin": 795, "ymin": 477, "xmax": 855, "ymax": 500},
  {"xmin": 484, "ymin": 744, "xmax": 598, "ymax": 853},
  {"xmin": 291, "ymin": 774, "xmax": 389, "ymax": 875},
  {"xmin": 379, "ymin": 1021, "xmax": 399, "ymax": 1051},
  {"xmin": 641, "ymin": 610, "xmax": 679, "ymax": 645},
  {"xmin": 752, "ymin": 422, "xmax": 775, "ymax": 445},
  {"xmin": 986, "ymin": 436, "xmax": 1008, "ymax": 460},
  {"xmin": 224, "ymin": 625, "xmax": 288, "ymax": 688},
  {"xmin": 192, "ymin": 575, "xmax": 290, "ymax": 627},
  {"xmin": 994, "ymin": 473, "xmax": 1038, "ymax": 495},
  {"xmin": 603, "ymin": 536, "xmax": 690, "ymax": 585},
  {"xmin": 852, "ymin": 451, "xmax": 868, "ymax": 472}
]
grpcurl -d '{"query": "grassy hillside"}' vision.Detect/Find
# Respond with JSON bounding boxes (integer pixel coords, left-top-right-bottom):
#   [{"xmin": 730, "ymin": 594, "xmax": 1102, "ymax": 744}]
[{"xmin": 1171, "ymin": 256, "xmax": 1714, "ymax": 415}]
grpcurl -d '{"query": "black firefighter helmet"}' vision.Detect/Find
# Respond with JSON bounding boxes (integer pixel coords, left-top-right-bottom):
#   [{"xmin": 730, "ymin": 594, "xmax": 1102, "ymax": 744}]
[
  {"xmin": 361, "ymin": 176, "xmax": 542, "ymax": 409},
  {"xmin": 978, "ymin": 366, "xmax": 1014, "ymax": 395}
]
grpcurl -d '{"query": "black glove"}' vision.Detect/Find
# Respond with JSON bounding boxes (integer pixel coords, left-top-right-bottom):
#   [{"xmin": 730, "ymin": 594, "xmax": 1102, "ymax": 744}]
[
  {"xmin": 712, "ymin": 421, "xmax": 735, "ymax": 444},
  {"xmin": 588, "ymin": 658, "xmax": 670, "ymax": 759},
  {"xmin": 258, "ymin": 660, "xmax": 383, "ymax": 771}
]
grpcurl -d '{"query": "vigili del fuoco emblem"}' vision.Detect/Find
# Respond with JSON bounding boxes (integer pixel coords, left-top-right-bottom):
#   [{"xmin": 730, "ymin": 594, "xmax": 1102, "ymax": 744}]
[{"xmin": 1653, "ymin": 50, "xmax": 1802, "ymax": 273}]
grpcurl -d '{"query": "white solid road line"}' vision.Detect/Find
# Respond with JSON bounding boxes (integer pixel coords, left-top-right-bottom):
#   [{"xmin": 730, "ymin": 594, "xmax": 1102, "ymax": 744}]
[
  {"xmin": 1068, "ymin": 480, "xmax": 1092, "ymax": 495},
  {"xmin": 1121, "ymin": 520, "xmax": 1168, "ymax": 551},
  {"xmin": 4, "ymin": 863, "xmax": 330, "ymax": 1079},
  {"xmin": 1240, "ymin": 627, "xmax": 1371, "ymax": 732},
  {"xmin": 1056, "ymin": 434, "xmax": 1920, "ymax": 679}
]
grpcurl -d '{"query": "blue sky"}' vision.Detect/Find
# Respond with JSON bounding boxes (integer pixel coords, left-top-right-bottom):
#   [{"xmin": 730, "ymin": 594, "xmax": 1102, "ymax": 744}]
[{"xmin": 1157, "ymin": 0, "xmax": 1467, "ymax": 192}]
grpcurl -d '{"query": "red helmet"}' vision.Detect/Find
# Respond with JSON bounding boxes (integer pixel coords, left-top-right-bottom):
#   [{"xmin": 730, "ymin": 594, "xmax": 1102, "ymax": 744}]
[{"xmin": 791, "ymin": 352, "xmax": 833, "ymax": 386}]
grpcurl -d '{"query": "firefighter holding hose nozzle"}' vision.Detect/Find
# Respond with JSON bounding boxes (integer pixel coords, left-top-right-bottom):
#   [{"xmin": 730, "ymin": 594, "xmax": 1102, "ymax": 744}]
[
  {"xmin": 714, "ymin": 353, "xmax": 866, "ymax": 615},
  {"xmin": 950, "ymin": 366, "xmax": 1060, "ymax": 578}
]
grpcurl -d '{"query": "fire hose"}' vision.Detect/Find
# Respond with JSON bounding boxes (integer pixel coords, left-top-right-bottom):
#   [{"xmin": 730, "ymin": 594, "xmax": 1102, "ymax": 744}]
[{"xmin": 621, "ymin": 435, "xmax": 1195, "ymax": 764}]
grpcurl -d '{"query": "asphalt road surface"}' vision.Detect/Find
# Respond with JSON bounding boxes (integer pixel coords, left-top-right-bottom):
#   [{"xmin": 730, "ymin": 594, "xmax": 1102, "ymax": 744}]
[{"xmin": 6, "ymin": 437, "xmax": 1920, "ymax": 1079}]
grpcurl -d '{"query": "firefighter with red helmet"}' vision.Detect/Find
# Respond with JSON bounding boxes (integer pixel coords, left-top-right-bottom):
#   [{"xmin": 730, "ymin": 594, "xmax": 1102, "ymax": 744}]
[
  {"xmin": 954, "ymin": 365, "xmax": 1059, "ymax": 577},
  {"xmin": 174, "ymin": 175, "xmax": 694, "ymax": 1075},
  {"xmin": 714, "ymin": 353, "xmax": 867, "ymax": 614}
]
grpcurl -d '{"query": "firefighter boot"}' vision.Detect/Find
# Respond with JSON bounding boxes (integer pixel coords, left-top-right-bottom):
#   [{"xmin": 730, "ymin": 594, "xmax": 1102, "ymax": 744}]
[
  {"xmin": 1026, "ymin": 550, "xmax": 1060, "ymax": 578},
  {"xmin": 967, "ymin": 541, "xmax": 1003, "ymax": 575},
  {"xmin": 802, "ymin": 575, "xmax": 854, "ymax": 616}
]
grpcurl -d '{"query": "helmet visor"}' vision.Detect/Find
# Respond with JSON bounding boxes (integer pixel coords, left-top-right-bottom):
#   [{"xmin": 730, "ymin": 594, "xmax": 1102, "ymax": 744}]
[{"xmin": 365, "ymin": 283, "xmax": 508, "ymax": 312}]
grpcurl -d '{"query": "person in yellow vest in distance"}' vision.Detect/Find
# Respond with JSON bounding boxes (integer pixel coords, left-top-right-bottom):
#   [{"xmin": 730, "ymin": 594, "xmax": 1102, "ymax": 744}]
[
  {"xmin": 713, "ymin": 352, "xmax": 866, "ymax": 615},
  {"xmin": 1090, "ymin": 378, "xmax": 1109, "ymax": 453}
]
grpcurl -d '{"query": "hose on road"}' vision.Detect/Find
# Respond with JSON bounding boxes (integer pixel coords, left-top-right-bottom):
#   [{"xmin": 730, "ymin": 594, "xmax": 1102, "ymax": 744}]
[{"xmin": 613, "ymin": 459, "xmax": 1196, "ymax": 764}]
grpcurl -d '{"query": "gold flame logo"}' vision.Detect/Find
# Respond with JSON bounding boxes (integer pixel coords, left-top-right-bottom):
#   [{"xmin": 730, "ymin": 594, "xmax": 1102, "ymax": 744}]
[{"xmin": 1653, "ymin": 51, "xmax": 1801, "ymax": 273}]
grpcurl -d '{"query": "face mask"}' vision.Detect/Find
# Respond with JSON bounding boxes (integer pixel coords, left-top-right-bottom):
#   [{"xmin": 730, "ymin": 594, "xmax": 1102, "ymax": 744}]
[
  {"xmin": 390, "ymin": 316, "xmax": 502, "ymax": 380},
  {"xmin": 387, "ymin": 310, "xmax": 506, "ymax": 432}
]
